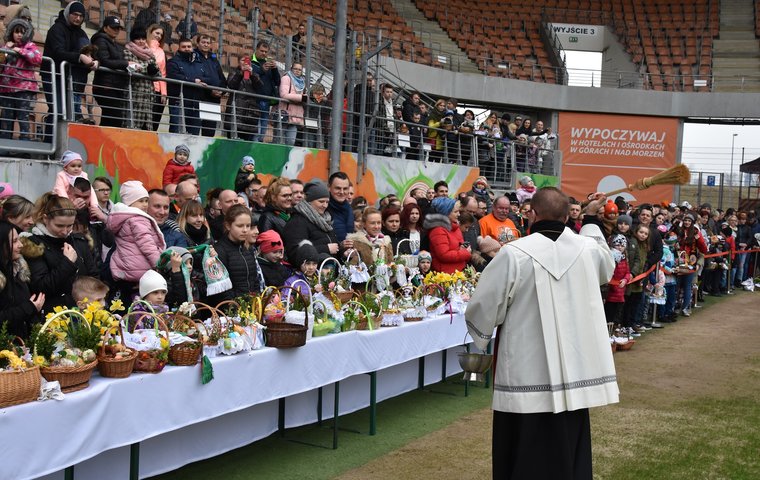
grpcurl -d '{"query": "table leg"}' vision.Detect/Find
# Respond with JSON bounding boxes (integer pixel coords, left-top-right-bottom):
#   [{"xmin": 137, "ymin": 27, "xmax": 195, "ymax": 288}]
[
  {"xmin": 64, "ymin": 466, "xmax": 74, "ymax": 480},
  {"xmin": 278, "ymin": 398, "xmax": 286, "ymax": 435},
  {"xmin": 129, "ymin": 443, "xmax": 139, "ymax": 480},
  {"xmin": 333, "ymin": 382, "xmax": 340, "ymax": 449},
  {"xmin": 369, "ymin": 371, "xmax": 377, "ymax": 436},
  {"xmin": 317, "ymin": 386, "xmax": 323, "ymax": 426},
  {"xmin": 418, "ymin": 356, "xmax": 425, "ymax": 389},
  {"xmin": 441, "ymin": 349, "xmax": 447, "ymax": 382}
]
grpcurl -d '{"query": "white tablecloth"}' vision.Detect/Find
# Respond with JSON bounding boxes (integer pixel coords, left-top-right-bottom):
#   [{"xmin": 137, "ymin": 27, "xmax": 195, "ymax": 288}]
[{"xmin": 1, "ymin": 314, "xmax": 472, "ymax": 480}]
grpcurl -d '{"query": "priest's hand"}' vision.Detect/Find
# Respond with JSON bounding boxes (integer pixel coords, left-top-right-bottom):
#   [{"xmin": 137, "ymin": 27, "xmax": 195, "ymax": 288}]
[{"xmin": 584, "ymin": 192, "xmax": 607, "ymax": 215}]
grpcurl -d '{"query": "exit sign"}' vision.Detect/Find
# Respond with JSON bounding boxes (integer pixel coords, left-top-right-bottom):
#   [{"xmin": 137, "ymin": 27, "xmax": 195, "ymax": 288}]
[{"xmin": 569, "ymin": 36, "xmax": 579, "ymax": 43}]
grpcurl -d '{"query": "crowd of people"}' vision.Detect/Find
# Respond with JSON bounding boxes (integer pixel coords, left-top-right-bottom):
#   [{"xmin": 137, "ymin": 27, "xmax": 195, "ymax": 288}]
[
  {"xmin": 0, "ymin": 137, "xmax": 758, "ymax": 342},
  {"xmin": 0, "ymin": 2, "xmax": 557, "ymax": 178}
]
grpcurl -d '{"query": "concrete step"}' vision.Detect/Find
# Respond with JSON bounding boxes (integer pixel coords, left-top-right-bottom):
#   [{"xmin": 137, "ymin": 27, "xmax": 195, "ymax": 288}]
[
  {"xmin": 719, "ymin": 16, "xmax": 755, "ymax": 27},
  {"xmin": 719, "ymin": 31, "xmax": 757, "ymax": 40},
  {"xmin": 712, "ymin": 57, "xmax": 760, "ymax": 67},
  {"xmin": 713, "ymin": 39, "xmax": 760, "ymax": 52}
]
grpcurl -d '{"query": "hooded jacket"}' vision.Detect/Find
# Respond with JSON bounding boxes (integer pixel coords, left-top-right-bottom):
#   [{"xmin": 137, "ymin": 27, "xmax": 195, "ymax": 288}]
[
  {"xmin": 162, "ymin": 158, "xmax": 196, "ymax": 187},
  {"xmin": 0, "ymin": 257, "xmax": 40, "ymax": 338},
  {"xmin": 226, "ymin": 67, "xmax": 264, "ymax": 135},
  {"xmin": 0, "ymin": 19, "xmax": 42, "ymax": 93},
  {"xmin": 107, "ymin": 203, "xmax": 166, "ymax": 282},
  {"xmin": 42, "ymin": 5, "xmax": 92, "ymax": 87},
  {"xmin": 345, "ymin": 231, "xmax": 393, "ymax": 267},
  {"xmin": 424, "ymin": 213, "xmax": 470, "ymax": 273}
]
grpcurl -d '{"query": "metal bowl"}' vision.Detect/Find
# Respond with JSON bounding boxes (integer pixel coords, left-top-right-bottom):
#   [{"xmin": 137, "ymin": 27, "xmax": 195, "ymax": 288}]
[{"xmin": 457, "ymin": 352, "xmax": 493, "ymax": 374}]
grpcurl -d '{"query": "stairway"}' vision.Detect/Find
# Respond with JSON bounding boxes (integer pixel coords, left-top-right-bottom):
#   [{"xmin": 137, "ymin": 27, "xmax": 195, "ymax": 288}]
[
  {"xmin": 386, "ymin": 0, "xmax": 481, "ymax": 75},
  {"xmin": 712, "ymin": 0, "xmax": 760, "ymax": 92}
]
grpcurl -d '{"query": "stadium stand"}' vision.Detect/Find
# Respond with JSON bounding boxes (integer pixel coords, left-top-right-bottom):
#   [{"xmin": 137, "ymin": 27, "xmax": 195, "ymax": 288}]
[{"xmin": 412, "ymin": 0, "xmax": 719, "ymax": 91}]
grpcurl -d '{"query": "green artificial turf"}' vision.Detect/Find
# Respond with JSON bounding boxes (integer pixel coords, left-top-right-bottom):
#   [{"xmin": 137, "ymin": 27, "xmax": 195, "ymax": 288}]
[{"xmin": 150, "ymin": 379, "xmax": 492, "ymax": 480}]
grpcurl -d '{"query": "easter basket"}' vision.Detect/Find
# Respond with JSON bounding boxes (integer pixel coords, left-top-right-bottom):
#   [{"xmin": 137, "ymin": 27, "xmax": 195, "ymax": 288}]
[
  {"xmin": 122, "ymin": 311, "xmax": 170, "ymax": 374},
  {"xmin": 0, "ymin": 338, "xmax": 41, "ymax": 408},
  {"xmin": 97, "ymin": 321, "xmax": 137, "ymax": 379},
  {"xmin": 167, "ymin": 314, "xmax": 202, "ymax": 366},
  {"xmin": 36, "ymin": 310, "xmax": 98, "ymax": 393}
]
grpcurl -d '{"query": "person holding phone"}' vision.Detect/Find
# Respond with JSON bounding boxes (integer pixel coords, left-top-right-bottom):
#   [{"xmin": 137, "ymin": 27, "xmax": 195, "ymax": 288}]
[{"xmin": 250, "ymin": 40, "xmax": 281, "ymax": 142}]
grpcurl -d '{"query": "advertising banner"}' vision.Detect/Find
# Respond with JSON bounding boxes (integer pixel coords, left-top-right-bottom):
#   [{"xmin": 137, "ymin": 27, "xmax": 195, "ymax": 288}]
[{"xmin": 558, "ymin": 112, "xmax": 680, "ymax": 205}]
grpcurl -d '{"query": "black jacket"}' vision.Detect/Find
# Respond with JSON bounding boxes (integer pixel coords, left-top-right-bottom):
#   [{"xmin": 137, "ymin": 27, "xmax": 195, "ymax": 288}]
[
  {"xmin": 42, "ymin": 10, "xmax": 92, "ymax": 88},
  {"xmin": 282, "ymin": 210, "xmax": 339, "ymax": 265},
  {"xmin": 195, "ymin": 50, "xmax": 227, "ymax": 103},
  {"xmin": 382, "ymin": 228, "xmax": 411, "ymax": 256},
  {"xmin": 212, "ymin": 236, "xmax": 262, "ymax": 300},
  {"xmin": 0, "ymin": 258, "xmax": 40, "ymax": 338},
  {"xmin": 91, "ymin": 31, "xmax": 129, "ymax": 90},
  {"xmin": 226, "ymin": 68, "xmax": 263, "ymax": 135},
  {"xmin": 22, "ymin": 232, "xmax": 98, "ymax": 314},
  {"xmin": 166, "ymin": 50, "xmax": 209, "ymax": 100},
  {"xmin": 257, "ymin": 256, "xmax": 292, "ymax": 288},
  {"xmin": 258, "ymin": 206, "xmax": 289, "ymax": 237},
  {"xmin": 250, "ymin": 54, "xmax": 280, "ymax": 99}
]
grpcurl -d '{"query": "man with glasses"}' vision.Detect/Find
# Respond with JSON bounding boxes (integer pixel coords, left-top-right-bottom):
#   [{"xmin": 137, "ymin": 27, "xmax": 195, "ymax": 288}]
[{"xmin": 42, "ymin": 1, "xmax": 97, "ymax": 138}]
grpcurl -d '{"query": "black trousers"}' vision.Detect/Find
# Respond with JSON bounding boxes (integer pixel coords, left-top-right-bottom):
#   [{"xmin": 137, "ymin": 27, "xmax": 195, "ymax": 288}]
[
  {"xmin": 93, "ymin": 86, "xmax": 125, "ymax": 128},
  {"xmin": 492, "ymin": 409, "xmax": 592, "ymax": 480}
]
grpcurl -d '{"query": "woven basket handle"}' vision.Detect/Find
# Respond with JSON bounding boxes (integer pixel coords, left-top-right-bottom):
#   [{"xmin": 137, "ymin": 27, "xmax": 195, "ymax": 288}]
[
  {"xmin": 34, "ymin": 309, "xmax": 89, "ymax": 358},
  {"xmin": 342, "ymin": 300, "xmax": 373, "ymax": 330},
  {"xmin": 317, "ymin": 257, "xmax": 340, "ymax": 285},
  {"xmin": 99, "ymin": 319, "xmax": 127, "ymax": 356}
]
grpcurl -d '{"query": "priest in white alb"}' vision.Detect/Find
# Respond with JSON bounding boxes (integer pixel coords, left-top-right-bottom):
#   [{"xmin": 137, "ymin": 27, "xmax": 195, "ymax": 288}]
[{"xmin": 465, "ymin": 188, "xmax": 619, "ymax": 479}]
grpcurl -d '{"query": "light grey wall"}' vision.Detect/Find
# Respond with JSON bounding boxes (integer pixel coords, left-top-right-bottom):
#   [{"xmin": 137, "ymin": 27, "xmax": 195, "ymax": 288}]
[
  {"xmin": 601, "ymin": 29, "xmax": 641, "ymax": 89},
  {"xmin": 378, "ymin": 57, "xmax": 760, "ymax": 118}
]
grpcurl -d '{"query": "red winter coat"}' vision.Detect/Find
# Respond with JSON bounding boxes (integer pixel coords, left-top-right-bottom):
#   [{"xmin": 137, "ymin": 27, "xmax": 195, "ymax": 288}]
[
  {"xmin": 162, "ymin": 159, "xmax": 196, "ymax": 187},
  {"xmin": 606, "ymin": 258, "xmax": 632, "ymax": 303},
  {"xmin": 424, "ymin": 213, "xmax": 471, "ymax": 273}
]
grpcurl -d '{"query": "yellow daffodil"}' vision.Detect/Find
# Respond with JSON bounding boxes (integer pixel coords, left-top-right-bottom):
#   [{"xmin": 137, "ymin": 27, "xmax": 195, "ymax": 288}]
[
  {"xmin": 110, "ymin": 299, "xmax": 125, "ymax": 312},
  {"xmin": 0, "ymin": 350, "xmax": 25, "ymax": 370},
  {"xmin": 33, "ymin": 355, "xmax": 46, "ymax": 367}
]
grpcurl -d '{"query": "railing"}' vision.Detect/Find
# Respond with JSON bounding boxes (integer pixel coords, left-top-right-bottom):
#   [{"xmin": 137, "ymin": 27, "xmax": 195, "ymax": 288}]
[
  {"xmin": 5, "ymin": 61, "xmax": 562, "ymax": 188},
  {"xmin": 0, "ymin": 56, "xmax": 57, "ymax": 155}
]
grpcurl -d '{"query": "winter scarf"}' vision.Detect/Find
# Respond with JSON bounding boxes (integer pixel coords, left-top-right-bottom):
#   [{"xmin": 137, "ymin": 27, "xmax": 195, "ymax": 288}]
[
  {"xmin": 125, "ymin": 41, "xmax": 155, "ymax": 62},
  {"xmin": 287, "ymin": 71, "xmax": 305, "ymax": 92},
  {"xmin": 184, "ymin": 224, "xmax": 209, "ymax": 245},
  {"xmin": 294, "ymin": 200, "xmax": 333, "ymax": 233},
  {"xmin": 189, "ymin": 244, "xmax": 232, "ymax": 296}
]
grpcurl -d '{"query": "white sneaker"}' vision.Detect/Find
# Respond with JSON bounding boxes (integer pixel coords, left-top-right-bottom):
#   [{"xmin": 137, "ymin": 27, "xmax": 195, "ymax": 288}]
[{"xmin": 682, "ymin": 308, "xmax": 691, "ymax": 317}]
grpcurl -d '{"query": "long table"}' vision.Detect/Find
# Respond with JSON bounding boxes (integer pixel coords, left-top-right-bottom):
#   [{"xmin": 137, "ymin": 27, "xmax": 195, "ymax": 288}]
[{"xmin": 2, "ymin": 314, "xmax": 472, "ymax": 480}]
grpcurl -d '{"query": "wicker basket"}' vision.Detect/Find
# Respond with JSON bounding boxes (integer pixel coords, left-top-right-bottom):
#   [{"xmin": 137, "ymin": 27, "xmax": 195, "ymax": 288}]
[
  {"xmin": 403, "ymin": 315, "xmax": 424, "ymax": 322},
  {"xmin": 357, "ymin": 315, "xmax": 382, "ymax": 331},
  {"xmin": 616, "ymin": 340, "xmax": 635, "ymax": 351},
  {"xmin": 168, "ymin": 314, "xmax": 202, "ymax": 366},
  {"xmin": 35, "ymin": 309, "xmax": 98, "ymax": 392},
  {"xmin": 41, "ymin": 360, "xmax": 98, "ymax": 393},
  {"xmin": 263, "ymin": 322, "xmax": 307, "ymax": 348},
  {"xmin": 335, "ymin": 290, "xmax": 355, "ymax": 303},
  {"xmin": 97, "ymin": 323, "xmax": 137, "ymax": 379},
  {"xmin": 124, "ymin": 312, "xmax": 169, "ymax": 374},
  {"xmin": 0, "ymin": 365, "xmax": 41, "ymax": 408}
]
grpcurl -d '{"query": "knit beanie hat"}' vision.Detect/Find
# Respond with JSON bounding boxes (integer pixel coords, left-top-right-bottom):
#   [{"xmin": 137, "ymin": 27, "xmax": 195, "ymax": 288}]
[
  {"xmin": 474, "ymin": 176, "xmax": 489, "ymax": 189},
  {"xmin": 417, "ymin": 250, "xmax": 432, "ymax": 263},
  {"xmin": 610, "ymin": 234, "xmax": 627, "ymax": 249},
  {"xmin": 304, "ymin": 180, "xmax": 329, "ymax": 202},
  {"xmin": 684, "ymin": 213, "xmax": 695, "ymax": 222},
  {"xmin": 120, "ymin": 180, "xmax": 149, "ymax": 207},
  {"xmin": 519, "ymin": 175, "xmax": 533, "ymax": 186},
  {"xmin": 175, "ymin": 144, "xmax": 190, "ymax": 156},
  {"xmin": 66, "ymin": 1, "xmax": 86, "ymax": 17},
  {"xmin": 604, "ymin": 200, "xmax": 618, "ymax": 216},
  {"xmin": 431, "ymin": 197, "xmax": 456, "ymax": 216},
  {"xmin": 242, "ymin": 155, "xmax": 256, "ymax": 168},
  {"xmin": 60, "ymin": 150, "xmax": 82, "ymax": 167},
  {"xmin": 0, "ymin": 182, "xmax": 13, "ymax": 200},
  {"xmin": 257, "ymin": 229, "xmax": 284, "ymax": 254},
  {"xmin": 478, "ymin": 236, "xmax": 502, "ymax": 256},
  {"xmin": 139, "ymin": 270, "xmax": 167, "ymax": 298},
  {"xmin": 617, "ymin": 214, "xmax": 633, "ymax": 227}
]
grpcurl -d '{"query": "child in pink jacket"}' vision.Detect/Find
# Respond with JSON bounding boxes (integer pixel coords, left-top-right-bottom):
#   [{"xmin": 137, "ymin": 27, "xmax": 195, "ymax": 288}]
[
  {"xmin": 107, "ymin": 181, "xmax": 166, "ymax": 282},
  {"xmin": 52, "ymin": 150, "xmax": 103, "ymax": 220},
  {"xmin": 0, "ymin": 19, "xmax": 41, "ymax": 141}
]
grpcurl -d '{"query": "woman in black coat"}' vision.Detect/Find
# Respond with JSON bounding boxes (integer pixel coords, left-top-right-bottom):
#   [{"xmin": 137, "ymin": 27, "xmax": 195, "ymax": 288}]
[
  {"xmin": 22, "ymin": 194, "xmax": 98, "ymax": 314},
  {"xmin": 91, "ymin": 16, "xmax": 129, "ymax": 127},
  {"xmin": 0, "ymin": 221, "xmax": 45, "ymax": 338},
  {"xmin": 282, "ymin": 181, "xmax": 340, "ymax": 266},
  {"xmin": 225, "ymin": 62, "xmax": 263, "ymax": 141}
]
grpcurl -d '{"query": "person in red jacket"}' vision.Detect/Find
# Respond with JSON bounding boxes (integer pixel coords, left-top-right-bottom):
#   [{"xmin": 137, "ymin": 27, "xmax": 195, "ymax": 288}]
[
  {"xmin": 162, "ymin": 144, "xmax": 196, "ymax": 187},
  {"xmin": 605, "ymin": 234, "xmax": 632, "ymax": 324},
  {"xmin": 676, "ymin": 213, "xmax": 707, "ymax": 316},
  {"xmin": 423, "ymin": 197, "xmax": 471, "ymax": 273}
]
